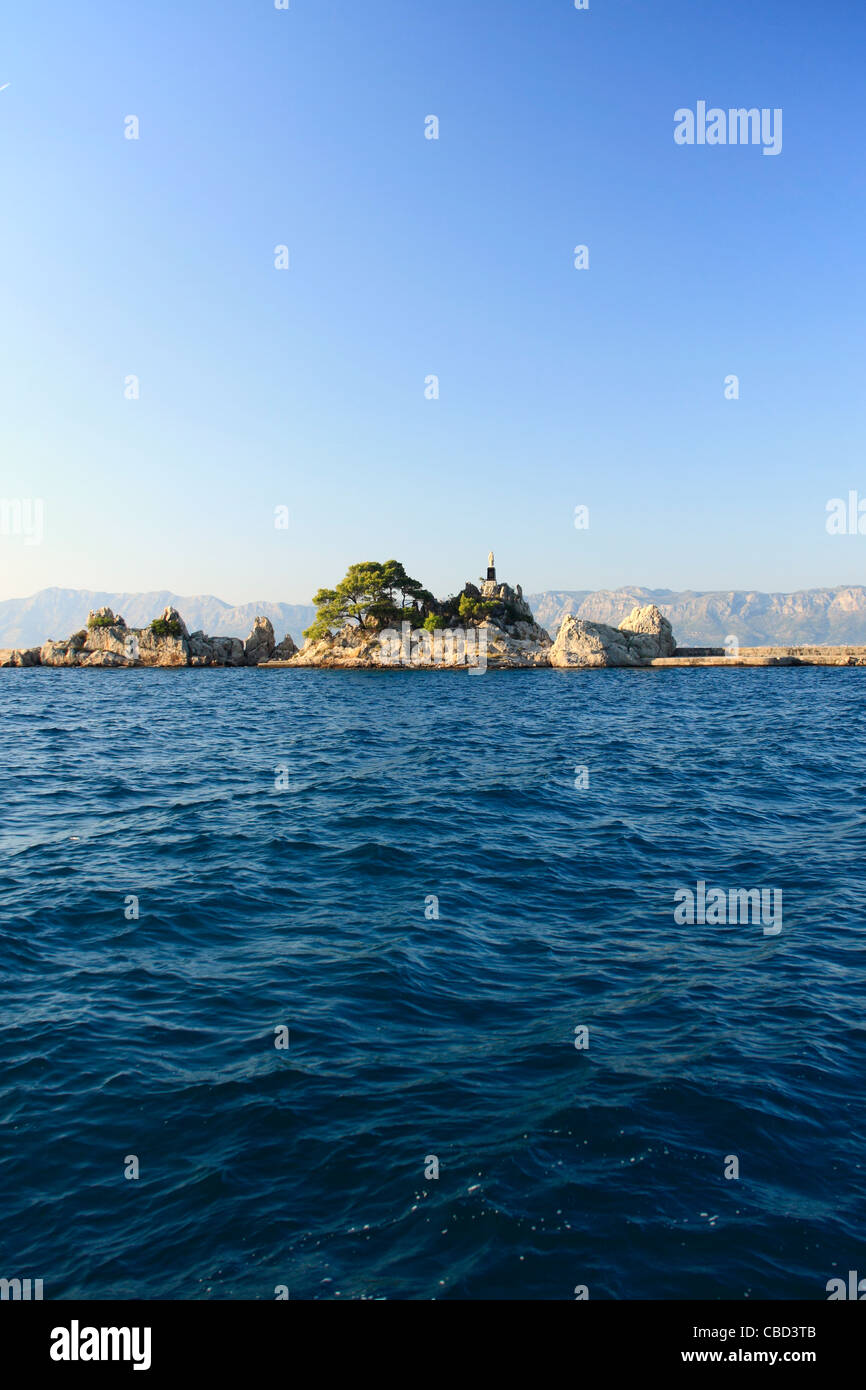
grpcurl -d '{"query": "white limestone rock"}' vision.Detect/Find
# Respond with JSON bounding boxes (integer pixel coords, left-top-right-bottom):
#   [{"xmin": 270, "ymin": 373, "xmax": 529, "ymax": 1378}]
[
  {"xmin": 83, "ymin": 623, "xmax": 134, "ymax": 657},
  {"xmin": 0, "ymin": 647, "xmax": 42, "ymax": 667},
  {"xmin": 244, "ymin": 616, "xmax": 276, "ymax": 665},
  {"xmin": 40, "ymin": 634, "xmax": 87, "ymax": 666},
  {"xmin": 136, "ymin": 630, "xmax": 189, "ymax": 667},
  {"xmin": 79, "ymin": 649, "xmax": 138, "ymax": 668},
  {"xmin": 290, "ymin": 619, "xmax": 552, "ymax": 669},
  {"xmin": 157, "ymin": 606, "xmax": 189, "ymax": 640},
  {"xmin": 87, "ymin": 606, "xmax": 126, "ymax": 629},
  {"xmin": 479, "ymin": 620, "xmax": 551, "ymax": 667},
  {"xmin": 291, "ymin": 625, "xmax": 380, "ymax": 667},
  {"xmin": 550, "ymin": 603, "xmax": 678, "ymax": 667},
  {"xmin": 549, "ymin": 617, "xmax": 640, "ymax": 668},
  {"xmin": 619, "ymin": 603, "xmax": 676, "ymax": 658}
]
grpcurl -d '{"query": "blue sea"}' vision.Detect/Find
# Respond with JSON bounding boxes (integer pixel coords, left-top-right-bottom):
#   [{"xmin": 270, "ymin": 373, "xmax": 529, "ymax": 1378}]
[{"xmin": 1, "ymin": 667, "xmax": 864, "ymax": 1300}]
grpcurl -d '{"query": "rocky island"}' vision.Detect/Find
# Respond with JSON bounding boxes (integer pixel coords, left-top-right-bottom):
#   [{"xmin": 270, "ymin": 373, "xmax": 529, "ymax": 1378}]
[
  {"xmin": 3, "ymin": 553, "xmax": 866, "ymax": 670},
  {"xmin": 0, "ymin": 605, "xmax": 298, "ymax": 668}
]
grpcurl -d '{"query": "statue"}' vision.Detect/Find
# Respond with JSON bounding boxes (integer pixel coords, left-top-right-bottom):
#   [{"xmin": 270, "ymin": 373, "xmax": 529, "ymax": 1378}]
[{"xmin": 488, "ymin": 551, "xmax": 494, "ymax": 569}]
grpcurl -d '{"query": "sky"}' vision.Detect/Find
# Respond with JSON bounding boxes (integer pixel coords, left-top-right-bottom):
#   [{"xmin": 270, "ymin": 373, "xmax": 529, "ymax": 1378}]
[{"xmin": 1, "ymin": 0, "xmax": 864, "ymax": 605}]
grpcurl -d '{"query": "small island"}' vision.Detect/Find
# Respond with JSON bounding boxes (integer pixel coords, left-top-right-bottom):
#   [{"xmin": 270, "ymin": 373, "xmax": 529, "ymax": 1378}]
[{"xmin": 3, "ymin": 552, "xmax": 866, "ymax": 670}]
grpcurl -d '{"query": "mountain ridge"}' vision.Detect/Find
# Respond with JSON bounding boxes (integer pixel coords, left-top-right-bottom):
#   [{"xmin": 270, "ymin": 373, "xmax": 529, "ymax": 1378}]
[
  {"xmin": 526, "ymin": 586, "xmax": 866, "ymax": 647},
  {"xmin": 3, "ymin": 585, "xmax": 866, "ymax": 649},
  {"xmin": 0, "ymin": 589, "xmax": 317, "ymax": 649}
]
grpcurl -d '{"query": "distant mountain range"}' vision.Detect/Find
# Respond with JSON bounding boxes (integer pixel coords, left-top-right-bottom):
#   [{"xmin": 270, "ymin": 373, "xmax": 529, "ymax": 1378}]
[
  {"xmin": 3, "ymin": 585, "xmax": 866, "ymax": 650},
  {"xmin": 526, "ymin": 586, "xmax": 866, "ymax": 647}
]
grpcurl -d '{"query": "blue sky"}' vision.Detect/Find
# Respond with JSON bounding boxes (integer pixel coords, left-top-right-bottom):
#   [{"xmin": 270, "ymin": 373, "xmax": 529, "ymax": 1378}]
[{"xmin": 1, "ymin": 0, "xmax": 864, "ymax": 603}]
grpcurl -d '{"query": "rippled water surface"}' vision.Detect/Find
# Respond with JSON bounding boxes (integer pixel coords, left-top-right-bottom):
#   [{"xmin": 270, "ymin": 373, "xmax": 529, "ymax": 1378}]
[{"xmin": 1, "ymin": 667, "xmax": 864, "ymax": 1299}]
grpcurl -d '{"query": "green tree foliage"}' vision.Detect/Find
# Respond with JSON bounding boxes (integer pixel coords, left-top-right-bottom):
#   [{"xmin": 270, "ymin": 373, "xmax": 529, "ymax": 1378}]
[
  {"xmin": 151, "ymin": 616, "xmax": 183, "ymax": 638},
  {"xmin": 457, "ymin": 593, "xmax": 496, "ymax": 623},
  {"xmin": 304, "ymin": 561, "xmax": 435, "ymax": 639},
  {"xmin": 303, "ymin": 562, "xmax": 514, "ymax": 642},
  {"xmin": 380, "ymin": 559, "xmax": 433, "ymax": 612}
]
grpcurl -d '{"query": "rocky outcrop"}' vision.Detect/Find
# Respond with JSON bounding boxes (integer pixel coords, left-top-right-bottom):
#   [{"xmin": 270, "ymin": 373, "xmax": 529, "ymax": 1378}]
[
  {"xmin": 76, "ymin": 609, "xmax": 186, "ymax": 667},
  {"xmin": 272, "ymin": 633, "xmax": 299, "ymax": 661},
  {"xmin": 550, "ymin": 618, "xmax": 638, "ymax": 668},
  {"xmin": 40, "ymin": 633, "xmax": 87, "ymax": 666},
  {"xmin": 221, "ymin": 637, "xmax": 246, "ymax": 665},
  {"xmin": 187, "ymin": 631, "xmax": 243, "ymax": 666},
  {"xmin": 187, "ymin": 631, "xmax": 213, "ymax": 666},
  {"xmin": 0, "ymin": 646, "xmax": 42, "ymax": 667},
  {"xmin": 209, "ymin": 636, "xmax": 245, "ymax": 666},
  {"xmin": 165, "ymin": 606, "xmax": 189, "ymax": 639},
  {"xmin": 284, "ymin": 618, "xmax": 552, "ymax": 669},
  {"xmin": 22, "ymin": 605, "xmax": 275, "ymax": 668},
  {"xmin": 87, "ymin": 606, "xmax": 126, "ymax": 629},
  {"xmin": 549, "ymin": 603, "xmax": 676, "ymax": 668},
  {"xmin": 244, "ymin": 616, "xmax": 275, "ymax": 665},
  {"xmin": 481, "ymin": 621, "xmax": 552, "ymax": 667},
  {"xmin": 504, "ymin": 617, "xmax": 551, "ymax": 645},
  {"xmin": 81, "ymin": 624, "xmax": 134, "ymax": 658},
  {"xmin": 619, "ymin": 604, "xmax": 676, "ymax": 658},
  {"xmin": 79, "ymin": 649, "xmax": 138, "ymax": 668},
  {"xmin": 288, "ymin": 625, "xmax": 385, "ymax": 668},
  {"xmin": 187, "ymin": 617, "xmax": 274, "ymax": 667},
  {"xmin": 136, "ymin": 630, "xmax": 189, "ymax": 667}
]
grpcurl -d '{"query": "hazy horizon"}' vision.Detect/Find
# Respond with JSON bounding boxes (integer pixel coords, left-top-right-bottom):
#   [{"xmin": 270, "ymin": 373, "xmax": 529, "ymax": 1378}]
[{"xmin": 6, "ymin": 574, "xmax": 866, "ymax": 610}]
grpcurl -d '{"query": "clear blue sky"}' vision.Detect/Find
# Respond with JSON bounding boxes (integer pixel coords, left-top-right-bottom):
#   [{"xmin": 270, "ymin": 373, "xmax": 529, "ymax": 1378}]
[{"xmin": 1, "ymin": 0, "xmax": 863, "ymax": 603}]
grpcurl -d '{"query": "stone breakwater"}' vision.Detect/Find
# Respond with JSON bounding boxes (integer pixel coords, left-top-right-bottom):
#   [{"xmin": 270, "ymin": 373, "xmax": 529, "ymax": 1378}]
[
  {"xmin": 649, "ymin": 647, "xmax": 866, "ymax": 667},
  {"xmin": 3, "ymin": 601, "xmax": 866, "ymax": 671}
]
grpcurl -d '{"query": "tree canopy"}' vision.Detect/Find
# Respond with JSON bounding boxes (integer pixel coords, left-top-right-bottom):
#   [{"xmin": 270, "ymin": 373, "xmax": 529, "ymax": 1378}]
[{"xmin": 304, "ymin": 560, "xmax": 435, "ymax": 639}]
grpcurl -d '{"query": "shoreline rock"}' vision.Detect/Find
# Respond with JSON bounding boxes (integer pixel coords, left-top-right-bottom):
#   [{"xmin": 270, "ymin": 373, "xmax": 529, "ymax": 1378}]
[
  {"xmin": 549, "ymin": 604, "xmax": 676, "ymax": 668},
  {"xmin": 283, "ymin": 615, "xmax": 553, "ymax": 670},
  {"xmin": 3, "ymin": 605, "xmax": 288, "ymax": 669},
  {"xmin": 4, "ymin": 594, "xmax": 866, "ymax": 671}
]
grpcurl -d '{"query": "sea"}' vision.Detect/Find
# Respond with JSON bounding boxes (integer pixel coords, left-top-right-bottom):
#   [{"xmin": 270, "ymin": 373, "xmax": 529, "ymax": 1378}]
[{"xmin": 1, "ymin": 666, "xmax": 864, "ymax": 1300}]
